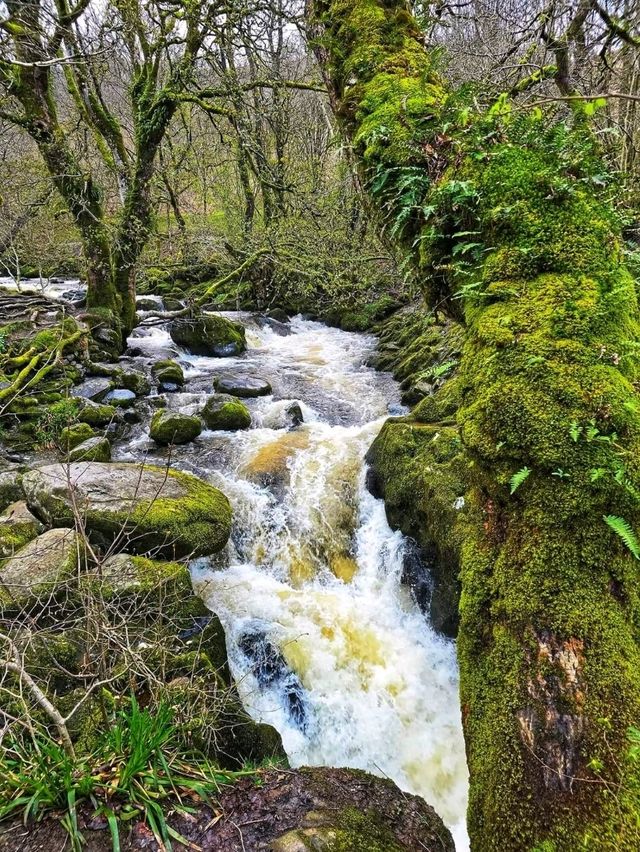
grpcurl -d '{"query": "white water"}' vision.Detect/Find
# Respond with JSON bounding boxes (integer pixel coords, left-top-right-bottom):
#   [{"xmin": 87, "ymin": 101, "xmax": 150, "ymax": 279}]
[{"xmin": 121, "ymin": 314, "xmax": 469, "ymax": 848}]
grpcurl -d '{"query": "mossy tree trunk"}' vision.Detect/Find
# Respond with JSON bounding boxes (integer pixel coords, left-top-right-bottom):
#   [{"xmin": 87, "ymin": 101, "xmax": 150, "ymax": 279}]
[{"xmin": 308, "ymin": 0, "xmax": 640, "ymax": 848}]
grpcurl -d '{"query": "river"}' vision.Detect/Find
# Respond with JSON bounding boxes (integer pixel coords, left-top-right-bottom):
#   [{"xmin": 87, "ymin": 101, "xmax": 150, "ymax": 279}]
[{"xmin": 102, "ymin": 307, "xmax": 468, "ymax": 847}]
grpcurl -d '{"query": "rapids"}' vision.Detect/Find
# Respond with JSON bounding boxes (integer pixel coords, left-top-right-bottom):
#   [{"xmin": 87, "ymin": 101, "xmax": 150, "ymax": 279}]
[{"xmin": 118, "ymin": 311, "xmax": 469, "ymax": 848}]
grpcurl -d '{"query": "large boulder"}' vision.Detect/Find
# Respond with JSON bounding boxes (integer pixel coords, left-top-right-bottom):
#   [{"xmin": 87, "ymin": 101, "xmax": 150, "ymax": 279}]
[
  {"xmin": 59, "ymin": 422, "xmax": 95, "ymax": 450},
  {"xmin": 0, "ymin": 469, "xmax": 23, "ymax": 512},
  {"xmin": 0, "ymin": 500, "xmax": 44, "ymax": 560},
  {"xmin": 150, "ymin": 410, "xmax": 201, "ymax": 445},
  {"xmin": 21, "ymin": 463, "xmax": 231, "ymax": 559},
  {"xmin": 0, "ymin": 528, "xmax": 80, "ymax": 606},
  {"xmin": 214, "ymin": 373, "xmax": 272, "ymax": 398},
  {"xmin": 76, "ymin": 399, "xmax": 118, "ymax": 427},
  {"xmin": 170, "ymin": 314, "xmax": 246, "ymax": 357},
  {"xmin": 201, "ymin": 394, "xmax": 251, "ymax": 431},
  {"xmin": 70, "ymin": 376, "xmax": 112, "ymax": 402}
]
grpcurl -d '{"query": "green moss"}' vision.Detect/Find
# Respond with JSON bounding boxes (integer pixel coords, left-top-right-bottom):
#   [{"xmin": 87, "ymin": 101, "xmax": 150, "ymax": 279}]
[
  {"xmin": 151, "ymin": 358, "xmax": 184, "ymax": 387},
  {"xmin": 201, "ymin": 394, "xmax": 251, "ymax": 431},
  {"xmin": 149, "ymin": 410, "xmax": 202, "ymax": 445},
  {"xmin": 59, "ymin": 421, "xmax": 95, "ymax": 450},
  {"xmin": 77, "ymin": 399, "xmax": 117, "ymax": 426}
]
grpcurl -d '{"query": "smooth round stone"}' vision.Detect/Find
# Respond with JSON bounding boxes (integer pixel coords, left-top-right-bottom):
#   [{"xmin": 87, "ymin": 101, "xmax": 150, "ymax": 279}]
[
  {"xmin": 214, "ymin": 373, "xmax": 272, "ymax": 398},
  {"xmin": 104, "ymin": 389, "xmax": 136, "ymax": 408}
]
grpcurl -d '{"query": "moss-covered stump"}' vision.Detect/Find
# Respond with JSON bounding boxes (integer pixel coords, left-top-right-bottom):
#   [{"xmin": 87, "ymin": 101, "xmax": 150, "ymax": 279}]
[
  {"xmin": 149, "ymin": 410, "xmax": 202, "ymax": 445},
  {"xmin": 201, "ymin": 394, "xmax": 252, "ymax": 431},
  {"xmin": 21, "ymin": 462, "xmax": 231, "ymax": 558},
  {"xmin": 366, "ymin": 420, "xmax": 465, "ymax": 636},
  {"xmin": 169, "ymin": 314, "xmax": 246, "ymax": 357},
  {"xmin": 0, "ymin": 528, "xmax": 80, "ymax": 607},
  {"xmin": 0, "ymin": 500, "xmax": 44, "ymax": 560}
]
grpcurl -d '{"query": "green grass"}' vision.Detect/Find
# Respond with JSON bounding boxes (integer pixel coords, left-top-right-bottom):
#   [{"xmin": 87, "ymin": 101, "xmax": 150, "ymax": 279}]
[{"xmin": 0, "ymin": 696, "xmax": 254, "ymax": 851}]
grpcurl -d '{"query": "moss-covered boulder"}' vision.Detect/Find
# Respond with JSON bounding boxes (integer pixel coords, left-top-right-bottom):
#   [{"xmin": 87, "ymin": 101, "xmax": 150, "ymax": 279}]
[
  {"xmin": 150, "ymin": 410, "xmax": 201, "ymax": 445},
  {"xmin": 76, "ymin": 398, "xmax": 118, "ymax": 427},
  {"xmin": 0, "ymin": 500, "xmax": 44, "ymax": 560},
  {"xmin": 366, "ymin": 419, "xmax": 466, "ymax": 636},
  {"xmin": 170, "ymin": 314, "xmax": 246, "ymax": 357},
  {"xmin": 59, "ymin": 422, "xmax": 95, "ymax": 450},
  {"xmin": 0, "ymin": 528, "xmax": 80, "ymax": 607},
  {"xmin": 201, "ymin": 394, "xmax": 251, "ymax": 431},
  {"xmin": 151, "ymin": 358, "xmax": 185, "ymax": 390},
  {"xmin": 118, "ymin": 369, "xmax": 151, "ymax": 397},
  {"xmin": 22, "ymin": 462, "xmax": 231, "ymax": 558},
  {"xmin": 68, "ymin": 436, "xmax": 111, "ymax": 462}
]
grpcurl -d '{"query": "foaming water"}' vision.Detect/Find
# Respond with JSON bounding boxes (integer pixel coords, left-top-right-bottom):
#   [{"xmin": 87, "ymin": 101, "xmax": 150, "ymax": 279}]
[{"xmin": 122, "ymin": 313, "xmax": 469, "ymax": 847}]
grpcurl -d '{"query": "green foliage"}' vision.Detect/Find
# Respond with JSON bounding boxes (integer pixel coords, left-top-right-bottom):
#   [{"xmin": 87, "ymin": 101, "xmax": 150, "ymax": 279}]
[
  {"xmin": 509, "ymin": 466, "xmax": 531, "ymax": 494},
  {"xmin": 604, "ymin": 515, "xmax": 640, "ymax": 560},
  {"xmin": 34, "ymin": 398, "xmax": 80, "ymax": 448},
  {"xmin": 0, "ymin": 695, "xmax": 250, "ymax": 852}
]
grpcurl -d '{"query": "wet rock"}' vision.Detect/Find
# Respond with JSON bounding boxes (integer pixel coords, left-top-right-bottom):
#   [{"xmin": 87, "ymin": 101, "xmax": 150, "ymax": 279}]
[
  {"xmin": 59, "ymin": 287, "xmax": 86, "ymax": 307},
  {"xmin": 366, "ymin": 420, "xmax": 464, "ymax": 637},
  {"xmin": 119, "ymin": 369, "xmax": 151, "ymax": 397},
  {"xmin": 401, "ymin": 538, "xmax": 434, "ymax": 616},
  {"xmin": 238, "ymin": 626, "xmax": 307, "ymax": 730},
  {"xmin": 22, "ymin": 462, "xmax": 231, "ymax": 558},
  {"xmin": 201, "ymin": 394, "xmax": 251, "ymax": 431},
  {"xmin": 170, "ymin": 314, "xmax": 246, "ymax": 357},
  {"xmin": 0, "ymin": 500, "xmax": 44, "ymax": 560},
  {"xmin": 150, "ymin": 410, "xmax": 201, "ymax": 445},
  {"xmin": 255, "ymin": 314, "xmax": 292, "ymax": 336},
  {"xmin": 285, "ymin": 402, "xmax": 304, "ymax": 428},
  {"xmin": 123, "ymin": 408, "xmax": 142, "ymax": 424},
  {"xmin": 59, "ymin": 422, "xmax": 95, "ymax": 450},
  {"xmin": 77, "ymin": 399, "xmax": 118, "ymax": 427},
  {"xmin": 163, "ymin": 297, "xmax": 185, "ymax": 312},
  {"xmin": 136, "ymin": 295, "xmax": 164, "ymax": 312},
  {"xmin": 103, "ymin": 388, "xmax": 136, "ymax": 408},
  {"xmin": 214, "ymin": 373, "xmax": 272, "ymax": 398},
  {"xmin": 71, "ymin": 376, "xmax": 112, "ymax": 402},
  {"xmin": 0, "ymin": 528, "xmax": 80, "ymax": 607},
  {"xmin": 151, "ymin": 358, "xmax": 184, "ymax": 391},
  {"xmin": 267, "ymin": 307, "xmax": 290, "ymax": 323},
  {"xmin": 69, "ymin": 437, "xmax": 111, "ymax": 463}
]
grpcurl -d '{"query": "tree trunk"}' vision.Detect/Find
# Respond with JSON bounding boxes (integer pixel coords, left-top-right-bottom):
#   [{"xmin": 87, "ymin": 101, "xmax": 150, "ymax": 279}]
[{"xmin": 308, "ymin": 0, "xmax": 640, "ymax": 848}]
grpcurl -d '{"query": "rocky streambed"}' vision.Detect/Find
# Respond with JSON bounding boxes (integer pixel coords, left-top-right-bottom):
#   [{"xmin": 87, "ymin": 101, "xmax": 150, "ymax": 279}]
[{"xmin": 0, "ymin": 290, "xmax": 468, "ymax": 850}]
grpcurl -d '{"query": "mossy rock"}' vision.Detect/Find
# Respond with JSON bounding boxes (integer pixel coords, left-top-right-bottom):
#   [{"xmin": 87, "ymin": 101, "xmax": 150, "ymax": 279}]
[
  {"xmin": 59, "ymin": 422, "xmax": 95, "ymax": 450},
  {"xmin": 0, "ymin": 500, "xmax": 44, "ymax": 560},
  {"xmin": 150, "ymin": 410, "xmax": 202, "ymax": 445},
  {"xmin": 68, "ymin": 436, "xmax": 111, "ymax": 462},
  {"xmin": 201, "ymin": 394, "xmax": 252, "ymax": 431},
  {"xmin": 21, "ymin": 462, "xmax": 231, "ymax": 559},
  {"xmin": 0, "ymin": 528, "xmax": 80, "ymax": 607},
  {"xmin": 151, "ymin": 359, "xmax": 184, "ymax": 388},
  {"xmin": 118, "ymin": 369, "xmax": 151, "ymax": 397},
  {"xmin": 366, "ymin": 419, "xmax": 466, "ymax": 636},
  {"xmin": 170, "ymin": 314, "xmax": 246, "ymax": 357},
  {"xmin": 76, "ymin": 399, "xmax": 118, "ymax": 427}
]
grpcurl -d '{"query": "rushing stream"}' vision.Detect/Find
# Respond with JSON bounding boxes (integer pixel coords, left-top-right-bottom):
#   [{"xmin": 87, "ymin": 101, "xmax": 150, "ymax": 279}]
[{"xmin": 110, "ymin": 310, "xmax": 468, "ymax": 847}]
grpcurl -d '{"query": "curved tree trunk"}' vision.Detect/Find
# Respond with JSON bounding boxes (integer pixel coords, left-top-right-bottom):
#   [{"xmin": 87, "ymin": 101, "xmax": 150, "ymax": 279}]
[{"xmin": 307, "ymin": 0, "xmax": 640, "ymax": 848}]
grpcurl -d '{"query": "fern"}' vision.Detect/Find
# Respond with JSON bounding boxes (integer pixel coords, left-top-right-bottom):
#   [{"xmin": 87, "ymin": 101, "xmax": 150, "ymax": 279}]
[
  {"xmin": 510, "ymin": 466, "xmax": 531, "ymax": 494},
  {"xmin": 604, "ymin": 515, "xmax": 640, "ymax": 560}
]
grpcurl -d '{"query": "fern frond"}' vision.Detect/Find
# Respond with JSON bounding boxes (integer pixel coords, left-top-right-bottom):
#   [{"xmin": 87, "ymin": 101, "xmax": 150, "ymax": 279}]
[
  {"xmin": 510, "ymin": 466, "xmax": 531, "ymax": 495},
  {"xmin": 604, "ymin": 515, "xmax": 640, "ymax": 560}
]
